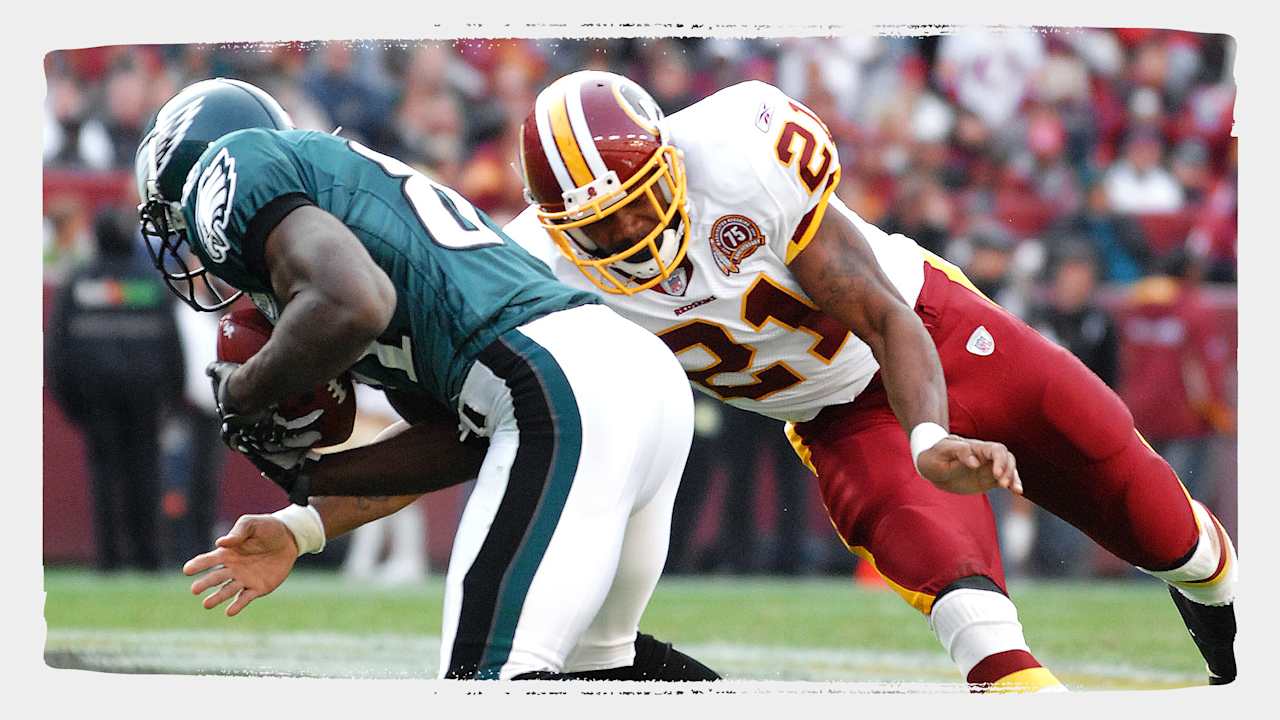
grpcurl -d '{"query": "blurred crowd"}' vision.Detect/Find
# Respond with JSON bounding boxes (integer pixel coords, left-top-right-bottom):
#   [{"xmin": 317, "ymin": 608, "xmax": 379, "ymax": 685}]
[{"xmin": 43, "ymin": 30, "xmax": 1237, "ymax": 579}]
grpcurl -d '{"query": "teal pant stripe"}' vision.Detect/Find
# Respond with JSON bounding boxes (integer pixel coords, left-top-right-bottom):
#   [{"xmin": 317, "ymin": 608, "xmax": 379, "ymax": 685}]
[{"xmin": 474, "ymin": 330, "xmax": 583, "ymax": 677}]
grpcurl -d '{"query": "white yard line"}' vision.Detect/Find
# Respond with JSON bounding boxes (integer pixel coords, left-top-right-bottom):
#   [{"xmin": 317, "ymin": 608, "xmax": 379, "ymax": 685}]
[{"xmin": 44, "ymin": 629, "xmax": 1202, "ymax": 691}]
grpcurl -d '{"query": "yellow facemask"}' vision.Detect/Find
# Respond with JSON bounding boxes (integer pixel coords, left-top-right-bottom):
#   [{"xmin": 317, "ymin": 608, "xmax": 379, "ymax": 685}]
[{"xmin": 536, "ymin": 145, "xmax": 690, "ymax": 295}]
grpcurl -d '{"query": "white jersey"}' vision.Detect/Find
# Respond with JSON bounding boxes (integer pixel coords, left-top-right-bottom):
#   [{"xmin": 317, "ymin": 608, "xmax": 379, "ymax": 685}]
[{"xmin": 506, "ymin": 81, "xmax": 927, "ymax": 423}]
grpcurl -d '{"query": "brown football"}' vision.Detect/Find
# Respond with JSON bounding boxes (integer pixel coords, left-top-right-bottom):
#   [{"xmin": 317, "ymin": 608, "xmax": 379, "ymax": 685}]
[{"xmin": 216, "ymin": 307, "xmax": 357, "ymax": 448}]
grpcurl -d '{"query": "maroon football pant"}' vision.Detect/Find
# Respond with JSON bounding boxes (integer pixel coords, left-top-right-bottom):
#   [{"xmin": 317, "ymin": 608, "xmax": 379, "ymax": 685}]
[{"xmin": 790, "ymin": 260, "xmax": 1200, "ymax": 613}]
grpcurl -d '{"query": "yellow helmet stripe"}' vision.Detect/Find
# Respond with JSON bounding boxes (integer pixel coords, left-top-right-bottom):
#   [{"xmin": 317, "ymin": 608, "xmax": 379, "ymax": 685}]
[
  {"xmin": 548, "ymin": 92, "xmax": 595, "ymax": 188},
  {"xmin": 534, "ymin": 84, "xmax": 575, "ymax": 194},
  {"xmin": 565, "ymin": 77, "xmax": 610, "ymax": 180}
]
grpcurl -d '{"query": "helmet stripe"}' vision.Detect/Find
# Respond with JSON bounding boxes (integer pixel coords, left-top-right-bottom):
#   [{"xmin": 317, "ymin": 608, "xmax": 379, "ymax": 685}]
[
  {"xmin": 548, "ymin": 93, "xmax": 595, "ymax": 188},
  {"xmin": 152, "ymin": 96, "xmax": 205, "ymax": 178},
  {"xmin": 564, "ymin": 80, "xmax": 609, "ymax": 181},
  {"xmin": 534, "ymin": 86, "xmax": 575, "ymax": 194}
]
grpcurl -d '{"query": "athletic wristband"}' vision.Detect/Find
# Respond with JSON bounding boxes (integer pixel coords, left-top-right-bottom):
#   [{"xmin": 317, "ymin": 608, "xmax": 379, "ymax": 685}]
[
  {"xmin": 910, "ymin": 422, "xmax": 950, "ymax": 473},
  {"xmin": 271, "ymin": 503, "xmax": 327, "ymax": 556}
]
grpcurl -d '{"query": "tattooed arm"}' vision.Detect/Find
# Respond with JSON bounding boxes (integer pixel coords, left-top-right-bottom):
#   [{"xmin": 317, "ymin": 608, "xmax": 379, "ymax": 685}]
[
  {"xmin": 788, "ymin": 207, "xmax": 948, "ymax": 436},
  {"xmin": 181, "ymin": 492, "xmax": 425, "ymax": 616},
  {"xmin": 182, "ymin": 420, "xmax": 468, "ymax": 616},
  {"xmin": 308, "ymin": 493, "xmax": 422, "ymax": 540},
  {"xmin": 788, "ymin": 206, "xmax": 1020, "ymax": 495}
]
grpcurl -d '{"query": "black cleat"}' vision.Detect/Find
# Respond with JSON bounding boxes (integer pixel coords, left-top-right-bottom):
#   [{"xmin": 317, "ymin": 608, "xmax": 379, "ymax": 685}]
[{"xmin": 1168, "ymin": 585, "xmax": 1236, "ymax": 685}]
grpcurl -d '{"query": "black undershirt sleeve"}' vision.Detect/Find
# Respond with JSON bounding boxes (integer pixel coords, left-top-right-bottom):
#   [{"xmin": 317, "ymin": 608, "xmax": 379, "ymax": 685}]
[{"xmin": 242, "ymin": 192, "xmax": 315, "ymax": 281}]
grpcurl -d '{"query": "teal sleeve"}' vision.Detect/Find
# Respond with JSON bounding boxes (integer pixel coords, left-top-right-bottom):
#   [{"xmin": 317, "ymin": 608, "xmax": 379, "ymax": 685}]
[{"xmin": 181, "ymin": 129, "xmax": 311, "ymax": 292}]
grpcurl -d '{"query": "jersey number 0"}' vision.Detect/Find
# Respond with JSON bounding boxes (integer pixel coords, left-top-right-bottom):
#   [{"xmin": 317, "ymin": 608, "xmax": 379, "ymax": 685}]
[{"xmin": 348, "ymin": 141, "xmax": 505, "ymax": 250}]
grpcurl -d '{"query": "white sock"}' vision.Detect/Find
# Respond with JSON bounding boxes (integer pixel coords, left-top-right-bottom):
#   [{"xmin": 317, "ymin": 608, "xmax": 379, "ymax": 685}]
[
  {"xmin": 1142, "ymin": 500, "xmax": 1237, "ymax": 607},
  {"xmin": 929, "ymin": 588, "xmax": 1032, "ymax": 678}
]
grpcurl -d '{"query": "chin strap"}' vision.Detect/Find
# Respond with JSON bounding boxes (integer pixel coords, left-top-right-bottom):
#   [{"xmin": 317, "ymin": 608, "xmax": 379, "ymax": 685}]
[{"xmin": 610, "ymin": 224, "xmax": 684, "ymax": 281}]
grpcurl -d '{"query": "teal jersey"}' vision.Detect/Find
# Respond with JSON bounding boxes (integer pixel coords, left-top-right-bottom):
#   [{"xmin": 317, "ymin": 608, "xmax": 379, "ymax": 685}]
[{"xmin": 179, "ymin": 128, "xmax": 597, "ymax": 405}]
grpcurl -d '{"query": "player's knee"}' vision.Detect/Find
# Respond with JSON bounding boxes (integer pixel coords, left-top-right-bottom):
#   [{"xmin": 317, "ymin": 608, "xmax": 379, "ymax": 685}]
[
  {"xmin": 1099, "ymin": 439, "xmax": 1205, "ymax": 570},
  {"xmin": 865, "ymin": 505, "xmax": 1003, "ymax": 603}
]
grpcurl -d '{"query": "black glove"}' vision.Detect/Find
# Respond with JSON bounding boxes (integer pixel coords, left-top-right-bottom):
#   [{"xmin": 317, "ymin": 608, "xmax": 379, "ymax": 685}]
[
  {"xmin": 208, "ymin": 360, "xmax": 269, "ymax": 450},
  {"xmin": 206, "ymin": 361, "xmax": 323, "ymax": 454},
  {"xmin": 207, "ymin": 361, "xmax": 322, "ymax": 505},
  {"xmin": 244, "ymin": 447, "xmax": 319, "ymax": 506}
]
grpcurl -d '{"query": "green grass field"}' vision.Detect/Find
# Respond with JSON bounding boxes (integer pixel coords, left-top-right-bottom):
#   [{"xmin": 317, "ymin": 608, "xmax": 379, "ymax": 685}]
[{"xmin": 42, "ymin": 568, "xmax": 1206, "ymax": 691}]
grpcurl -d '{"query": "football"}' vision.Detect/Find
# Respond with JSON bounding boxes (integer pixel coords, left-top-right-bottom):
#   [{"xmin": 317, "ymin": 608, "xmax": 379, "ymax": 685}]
[{"xmin": 216, "ymin": 306, "xmax": 357, "ymax": 448}]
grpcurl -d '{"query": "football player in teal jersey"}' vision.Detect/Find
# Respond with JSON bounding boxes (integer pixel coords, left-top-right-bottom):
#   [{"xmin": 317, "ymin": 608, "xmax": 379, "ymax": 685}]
[{"xmin": 139, "ymin": 78, "xmax": 717, "ymax": 681}]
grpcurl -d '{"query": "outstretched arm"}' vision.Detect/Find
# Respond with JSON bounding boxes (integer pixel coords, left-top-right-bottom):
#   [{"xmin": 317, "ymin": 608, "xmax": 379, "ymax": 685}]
[
  {"xmin": 789, "ymin": 209, "xmax": 948, "ymax": 434},
  {"xmin": 789, "ymin": 207, "xmax": 1021, "ymax": 495},
  {"xmin": 183, "ymin": 418, "xmax": 478, "ymax": 615},
  {"xmin": 182, "ymin": 492, "xmax": 425, "ymax": 617}
]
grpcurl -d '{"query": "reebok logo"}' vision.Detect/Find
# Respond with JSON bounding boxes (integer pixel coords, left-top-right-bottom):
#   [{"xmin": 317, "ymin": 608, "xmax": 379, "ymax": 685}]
[
  {"xmin": 966, "ymin": 326, "xmax": 995, "ymax": 356},
  {"xmin": 755, "ymin": 102, "xmax": 773, "ymax": 132}
]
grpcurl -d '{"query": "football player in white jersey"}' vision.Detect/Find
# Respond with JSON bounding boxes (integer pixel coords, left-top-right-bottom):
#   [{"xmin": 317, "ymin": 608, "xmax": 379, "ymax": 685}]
[{"xmin": 504, "ymin": 71, "xmax": 1237, "ymax": 690}]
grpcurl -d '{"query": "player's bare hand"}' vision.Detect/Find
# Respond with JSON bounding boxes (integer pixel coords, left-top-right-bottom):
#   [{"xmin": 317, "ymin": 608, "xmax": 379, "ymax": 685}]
[
  {"xmin": 917, "ymin": 436, "xmax": 1023, "ymax": 496},
  {"xmin": 182, "ymin": 514, "xmax": 299, "ymax": 617}
]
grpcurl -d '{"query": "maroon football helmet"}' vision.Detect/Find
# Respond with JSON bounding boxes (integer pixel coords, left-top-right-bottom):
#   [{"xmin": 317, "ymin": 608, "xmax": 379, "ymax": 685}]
[{"xmin": 519, "ymin": 71, "xmax": 689, "ymax": 295}]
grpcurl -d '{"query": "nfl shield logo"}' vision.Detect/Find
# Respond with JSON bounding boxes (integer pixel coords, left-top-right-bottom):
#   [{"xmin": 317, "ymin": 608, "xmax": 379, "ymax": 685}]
[
  {"xmin": 660, "ymin": 266, "xmax": 689, "ymax": 296},
  {"xmin": 966, "ymin": 326, "xmax": 995, "ymax": 356}
]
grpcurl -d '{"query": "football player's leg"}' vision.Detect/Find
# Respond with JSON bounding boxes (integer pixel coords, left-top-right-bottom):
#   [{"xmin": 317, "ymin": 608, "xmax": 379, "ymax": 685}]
[
  {"xmin": 558, "ymin": 478, "xmax": 719, "ymax": 680},
  {"xmin": 945, "ymin": 297, "xmax": 1237, "ymax": 683},
  {"xmin": 1037, "ymin": 399, "xmax": 1236, "ymax": 685},
  {"xmin": 442, "ymin": 305, "xmax": 709, "ymax": 680},
  {"xmin": 790, "ymin": 416, "xmax": 1063, "ymax": 693},
  {"xmin": 522, "ymin": 305, "xmax": 715, "ymax": 681},
  {"xmin": 438, "ymin": 332, "xmax": 626, "ymax": 679},
  {"xmin": 561, "ymin": 408, "xmax": 718, "ymax": 681},
  {"xmin": 1024, "ymin": 414, "xmax": 1237, "ymax": 683}
]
